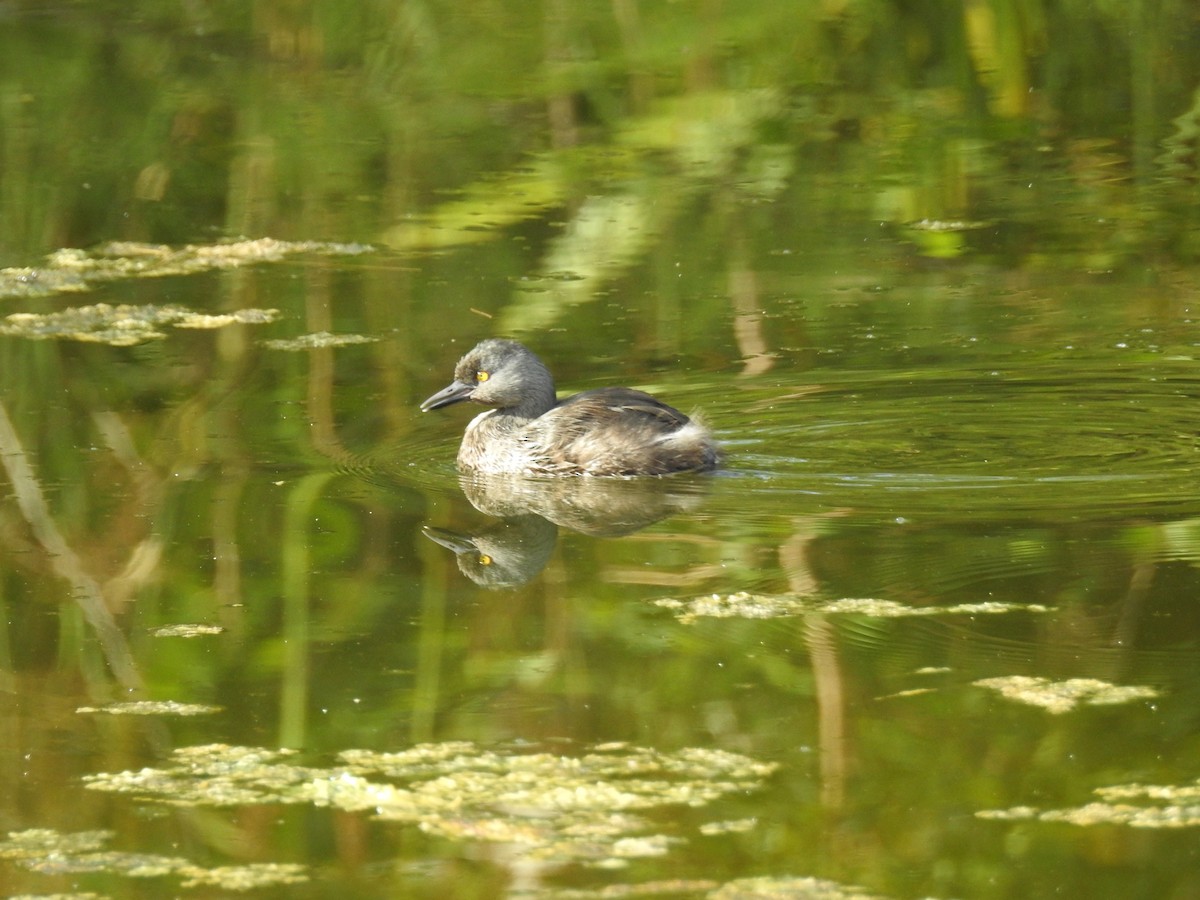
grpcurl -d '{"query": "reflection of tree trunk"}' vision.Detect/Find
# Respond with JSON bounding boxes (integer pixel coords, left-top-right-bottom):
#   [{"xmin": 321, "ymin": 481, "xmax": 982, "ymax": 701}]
[
  {"xmin": 612, "ymin": 0, "xmax": 653, "ymax": 113},
  {"xmin": 212, "ymin": 467, "xmax": 248, "ymax": 638},
  {"xmin": 545, "ymin": 0, "xmax": 580, "ymax": 150},
  {"xmin": 805, "ymin": 615, "xmax": 846, "ymax": 810},
  {"xmin": 92, "ymin": 410, "xmax": 164, "ymax": 613},
  {"xmin": 0, "ymin": 400, "xmax": 142, "ymax": 691},
  {"xmin": 781, "ymin": 526, "xmax": 845, "ymax": 809},
  {"xmin": 1111, "ymin": 560, "xmax": 1155, "ymax": 661},
  {"xmin": 685, "ymin": 0, "xmax": 721, "ymax": 92},
  {"xmin": 279, "ymin": 473, "xmax": 334, "ymax": 748},
  {"xmin": 412, "ymin": 522, "xmax": 449, "ymax": 744},
  {"xmin": 1129, "ymin": 2, "xmax": 1157, "ymax": 202},
  {"xmin": 730, "ymin": 263, "xmax": 773, "ymax": 377},
  {"xmin": 304, "ymin": 265, "xmax": 349, "ymax": 461}
]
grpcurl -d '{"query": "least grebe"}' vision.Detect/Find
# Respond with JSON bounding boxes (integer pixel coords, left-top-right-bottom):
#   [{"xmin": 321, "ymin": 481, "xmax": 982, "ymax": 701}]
[{"xmin": 420, "ymin": 339, "xmax": 720, "ymax": 476}]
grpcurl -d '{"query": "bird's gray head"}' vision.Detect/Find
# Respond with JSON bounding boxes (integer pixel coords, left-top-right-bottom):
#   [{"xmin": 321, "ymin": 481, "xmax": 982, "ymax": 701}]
[{"xmin": 420, "ymin": 339, "xmax": 556, "ymax": 415}]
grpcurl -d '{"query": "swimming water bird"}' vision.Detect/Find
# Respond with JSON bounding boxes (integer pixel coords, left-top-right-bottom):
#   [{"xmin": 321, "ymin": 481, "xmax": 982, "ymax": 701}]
[{"xmin": 420, "ymin": 339, "xmax": 720, "ymax": 476}]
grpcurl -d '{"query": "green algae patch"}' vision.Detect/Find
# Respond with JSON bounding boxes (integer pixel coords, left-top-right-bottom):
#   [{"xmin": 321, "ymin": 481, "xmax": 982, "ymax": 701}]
[
  {"xmin": 979, "ymin": 777, "xmax": 1200, "ymax": 828},
  {"xmin": 0, "ymin": 828, "xmax": 306, "ymax": 891},
  {"xmin": 973, "ymin": 676, "xmax": 1160, "ymax": 714},
  {"xmin": 0, "ymin": 238, "xmax": 374, "ymax": 344},
  {"xmin": 150, "ymin": 623, "xmax": 226, "ymax": 638},
  {"xmin": 0, "ymin": 304, "xmax": 280, "ymax": 346},
  {"xmin": 262, "ymin": 331, "xmax": 380, "ymax": 350},
  {"xmin": 539, "ymin": 878, "xmax": 900, "ymax": 900},
  {"xmin": 539, "ymin": 879, "xmax": 721, "ymax": 897},
  {"xmin": 77, "ymin": 701, "xmax": 222, "ymax": 716},
  {"xmin": 84, "ymin": 745, "xmax": 309, "ymax": 807},
  {"xmin": 657, "ymin": 592, "xmax": 1051, "ymax": 623},
  {"xmin": 83, "ymin": 741, "xmax": 777, "ymax": 868},
  {"xmin": 0, "ymin": 238, "xmax": 371, "ymax": 301},
  {"xmin": 178, "ymin": 864, "xmax": 309, "ymax": 890},
  {"xmin": 698, "ymin": 818, "xmax": 758, "ymax": 836},
  {"xmin": 0, "ymin": 829, "xmax": 113, "ymax": 859},
  {"xmin": 709, "ymin": 875, "xmax": 889, "ymax": 898}
]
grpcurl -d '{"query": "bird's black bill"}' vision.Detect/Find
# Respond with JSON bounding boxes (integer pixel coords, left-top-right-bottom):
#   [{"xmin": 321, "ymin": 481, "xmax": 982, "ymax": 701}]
[
  {"xmin": 420, "ymin": 380, "xmax": 474, "ymax": 411},
  {"xmin": 421, "ymin": 525, "xmax": 477, "ymax": 555}
]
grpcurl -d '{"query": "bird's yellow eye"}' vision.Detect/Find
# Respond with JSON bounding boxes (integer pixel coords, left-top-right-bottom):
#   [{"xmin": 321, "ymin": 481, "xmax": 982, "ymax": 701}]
[
  {"xmin": 476, "ymin": 370, "xmax": 490, "ymax": 382},
  {"xmin": 479, "ymin": 554, "xmax": 492, "ymax": 566}
]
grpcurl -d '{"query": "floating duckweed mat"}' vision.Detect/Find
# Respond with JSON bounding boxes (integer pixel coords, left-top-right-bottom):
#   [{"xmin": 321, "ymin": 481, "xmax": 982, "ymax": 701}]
[
  {"xmin": 656, "ymin": 592, "xmax": 1051, "ymax": 623},
  {"xmin": 979, "ymin": 777, "xmax": 1200, "ymax": 828},
  {"xmin": 76, "ymin": 701, "xmax": 222, "ymax": 716},
  {"xmin": 708, "ymin": 875, "xmax": 889, "ymax": 898},
  {"xmin": 973, "ymin": 676, "xmax": 1160, "ymax": 714},
  {"xmin": 0, "ymin": 828, "xmax": 306, "ymax": 890},
  {"xmin": 150, "ymin": 623, "xmax": 226, "ymax": 638},
  {"xmin": 261, "ymin": 331, "xmax": 380, "ymax": 350},
  {"xmin": 0, "ymin": 238, "xmax": 371, "ymax": 300},
  {"xmin": 540, "ymin": 879, "xmax": 722, "ymax": 897},
  {"xmin": 0, "ymin": 304, "xmax": 280, "ymax": 346},
  {"xmin": 698, "ymin": 818, "xmax": 758, "ymax": 835},
  {"xmin": 0, "ymin": 828, "xmax": 112, "ymax": 858},
  {"xmin": 84, "ymin": 741, "xmax": 777, "ymax": 867},
  {"xmin": 540, "ymin": 875, "xmax": 894, "ymax": 899}
]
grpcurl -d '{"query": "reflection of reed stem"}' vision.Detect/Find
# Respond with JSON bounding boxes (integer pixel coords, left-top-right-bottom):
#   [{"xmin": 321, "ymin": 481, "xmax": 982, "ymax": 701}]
[
  {"xmin": 730, "ymin": 263, "xmax": 773, "ymax": 377},
  {"xmin": 279, "ymin": 473, "xmax": 334, "ymax": 748},
  {"xmin": 305, "ymin": 265, "xmax": 347, "ymax": 460},
  {"xmin": 782, "ymin": 526, "xmax": 845, "ymax": 809},
  {"xmin": 804, "ymin": 615, "xmax": 847, "ymax": 811},
  {"xmin": 1112, "ymin": 560, "xmax": 1155, "ymax": 661},
  {"xmin": 0, "ymin": 399, "xmax": 143, "ymax": 691}
]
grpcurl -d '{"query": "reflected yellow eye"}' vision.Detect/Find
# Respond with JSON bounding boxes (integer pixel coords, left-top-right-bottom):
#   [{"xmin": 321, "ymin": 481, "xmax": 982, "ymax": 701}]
[
  {"xmin": 476, "ymin": 371, "xmax": 490, "ymax": 382},
  {"xmin": 478, "ymin": 554, "xmax": 492, "ymax": 566}
]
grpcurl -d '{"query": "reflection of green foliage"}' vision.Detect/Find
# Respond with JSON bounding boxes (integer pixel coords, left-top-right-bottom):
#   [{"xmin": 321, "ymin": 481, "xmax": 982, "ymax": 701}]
[{"xmin": 2, "ymin": 0, "xmax": 1195, "ymax": 263}]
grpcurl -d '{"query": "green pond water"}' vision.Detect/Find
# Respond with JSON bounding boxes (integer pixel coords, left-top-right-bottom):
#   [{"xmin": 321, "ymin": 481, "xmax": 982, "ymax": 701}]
[{"xmin": 2, "ymin": 2, "xmax": 1200, "ymax": 898}]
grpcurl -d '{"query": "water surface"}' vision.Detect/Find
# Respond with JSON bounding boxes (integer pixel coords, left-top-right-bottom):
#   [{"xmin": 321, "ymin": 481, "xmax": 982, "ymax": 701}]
[{"xmin": 1, "ymin": 3, "xmax": 1200, "ymax": 898}]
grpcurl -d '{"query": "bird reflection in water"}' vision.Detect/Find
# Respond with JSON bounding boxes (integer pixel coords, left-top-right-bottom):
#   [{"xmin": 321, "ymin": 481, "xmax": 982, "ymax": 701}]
[{"xmin": 423, "ymin": 472, "xmax": 712, "ymax": 588}]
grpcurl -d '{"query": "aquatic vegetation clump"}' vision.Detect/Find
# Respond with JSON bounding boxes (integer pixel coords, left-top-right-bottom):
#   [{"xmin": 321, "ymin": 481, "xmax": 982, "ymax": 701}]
[
  {"xmin": 820, "ymin": 598, "xmax": 1052, "ymax": 617},
  {"xmin": 0, "ymin": 238, "xmax": 372, "ymax": 300},
  {"xmin": 179, "ymin": 863, "xmax": 310, "ymax": 890},
  {"xmin": 979, "ymin": 777, "xmax": 1200, "ymax": 828},
  {"xmin": 657, "ymin": 591, "xmax": 1051, "ymax": 623},
  {"xmin": 86, "ymin": 745, "xmax": 311, "ymax": 807},
  {"xmin": 0, "ymin": 304, "xmax": 280, "ymax": 346},
  {"xmin": 0, "ymin": 828, "xmax": 113, "ymax": 859},
  {"xmin": 973, "ymin": 676, "xmax": 1160, "ymax": 714},
  {"xmin": 83, "ymin": 741, "xmax": 777, "ymax": 867},
  {"xmin": 262, "ymin": 331, "xmax": 380, "ymax": 350},
  {"xmin": 76, "ymin": 701, "xmax": 221, "ymax": 716},
  {"xmin": 539, "ymin": 878, "xmax": 721, "ymax": 897},
  {"xmin": 0, "ymin": 828, "xmax": 306, "ymax": 890},
  {"xmin": 698, "ymin": 818, "xmax": 758, "ymax": 835},
  {"xmin": 709, "ymin": 874, "xmax": 888, "ymax": 898},
  {"xmin": 151, "ymin": 623, "xmax": 226, "ymax": 637}
]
